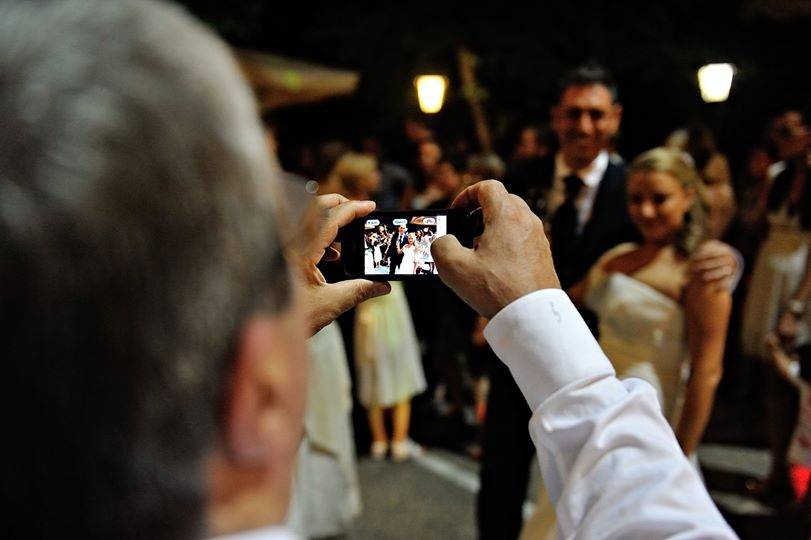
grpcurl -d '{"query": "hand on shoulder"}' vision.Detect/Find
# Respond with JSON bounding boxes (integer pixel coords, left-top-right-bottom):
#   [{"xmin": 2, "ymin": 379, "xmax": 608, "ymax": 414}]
[{"xmin": 688, "ymin": 240, "xmax": 739, "ymax": 292}]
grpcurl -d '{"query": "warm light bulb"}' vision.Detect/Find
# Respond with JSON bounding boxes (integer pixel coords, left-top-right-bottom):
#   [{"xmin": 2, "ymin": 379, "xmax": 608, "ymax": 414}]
[
  {"xmin": 415, "ymin": 75, "xmax": 447, "ymax": 114},
  {"xmin": 697, "ymin": 64, "xmax": 734, "ymax": 103}
]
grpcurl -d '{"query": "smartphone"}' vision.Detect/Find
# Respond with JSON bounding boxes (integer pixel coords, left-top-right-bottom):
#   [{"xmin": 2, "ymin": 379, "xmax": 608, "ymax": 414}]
[{"xmin": 340, "ymin": 208, "xmax": 483, "ymax": 280}]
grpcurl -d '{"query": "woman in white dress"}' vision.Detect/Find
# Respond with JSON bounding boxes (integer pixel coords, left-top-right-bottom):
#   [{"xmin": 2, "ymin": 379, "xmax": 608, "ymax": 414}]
[
  {"xmin": 396, "ymin": 232, "xmax": 418, "ymax": 275},
  {"xmin": 521, "ymin": 147, "xmax": 732, "ymax": 539},
  {"xmin": 371, "ymin": 232, "xmax": 384, "ymax": 268},
  {"xmin": 364, "ymin": 233, "xmax": 376, "ymax": 272},
  {"xmin": 416, "ymin": 229, "xmax": 435, "ymax": 274},
  {"xmin": 324, "ymin": 153, "xmax": 427, "ymax": 461},
  {"xmin": 740, "ymin": 147, "xmax": 810, "ymax": 498}
]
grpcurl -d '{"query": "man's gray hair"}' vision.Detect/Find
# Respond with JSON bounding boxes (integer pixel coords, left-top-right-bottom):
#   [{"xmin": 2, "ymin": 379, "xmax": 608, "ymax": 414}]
[{"xmin": 0, "ymin": 1, "xmax": 290, "ymax": 537}]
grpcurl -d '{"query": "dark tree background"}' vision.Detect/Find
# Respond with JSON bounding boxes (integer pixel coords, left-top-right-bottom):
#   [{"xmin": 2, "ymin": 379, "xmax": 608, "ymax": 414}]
[{"xmin": 178, "ymin": 0, "xmax": 810, "ymax": 172}]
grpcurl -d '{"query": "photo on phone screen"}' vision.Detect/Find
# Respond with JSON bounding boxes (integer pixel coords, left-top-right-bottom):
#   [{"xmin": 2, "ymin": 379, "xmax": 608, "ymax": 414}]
[{"xmin": 362, "ymin": 214, "xmax": 448, "ymax": 276}]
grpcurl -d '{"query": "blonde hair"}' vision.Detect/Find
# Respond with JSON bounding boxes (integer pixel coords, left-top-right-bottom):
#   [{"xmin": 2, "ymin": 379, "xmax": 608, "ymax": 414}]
[
  {"xmin": 629, "ymin": 147, "xmax": 708, "ymax": 254},
  {"xmin": 326, "ymin": 152, "xmax": 378, "ymax": 197}
]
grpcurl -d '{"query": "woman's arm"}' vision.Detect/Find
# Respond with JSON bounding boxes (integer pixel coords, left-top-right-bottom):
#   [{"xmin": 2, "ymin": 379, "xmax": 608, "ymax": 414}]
[{"xmin": 678, "ymin": 278, "xmax": 732, "ymax": 455}]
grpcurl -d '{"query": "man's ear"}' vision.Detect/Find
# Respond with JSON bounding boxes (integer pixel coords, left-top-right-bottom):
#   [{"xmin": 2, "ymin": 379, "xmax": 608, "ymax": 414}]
[
  {"xmin": 208, "ymin": 310, "xmax": 308, "ymax": 534},
  {"xmin": 222, "ymin": 314, "xmax": 306, "ymax": 466},
  {"xmin": 222, "ymin": 316, "xmax": 275, "ymax": 464}
]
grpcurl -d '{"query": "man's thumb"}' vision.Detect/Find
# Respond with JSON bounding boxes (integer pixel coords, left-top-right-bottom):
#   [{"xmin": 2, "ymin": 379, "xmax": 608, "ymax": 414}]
[
  {"xmin": 332, "ymin": 279, "xmax": 391, "ymax": 314},
  {"xmin": 431, "ymin": 234, "xmax": 470, "ymax": 278}
]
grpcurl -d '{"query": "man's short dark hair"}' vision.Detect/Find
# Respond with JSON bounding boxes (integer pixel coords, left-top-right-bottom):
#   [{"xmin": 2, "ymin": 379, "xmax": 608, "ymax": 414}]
[
  {"xmin": 0, "ymin": 1, "xmax": 290, "ymax": 538},
  {"xmin": 556, "ymin": 63, "xmax": 619, "ymax": 103}
]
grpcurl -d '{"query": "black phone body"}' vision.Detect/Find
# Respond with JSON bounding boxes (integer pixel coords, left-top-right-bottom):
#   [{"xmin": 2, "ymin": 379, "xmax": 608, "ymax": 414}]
[{"xmin": 340, "ymin": 208, "xmax": 481, "ymax": 281}]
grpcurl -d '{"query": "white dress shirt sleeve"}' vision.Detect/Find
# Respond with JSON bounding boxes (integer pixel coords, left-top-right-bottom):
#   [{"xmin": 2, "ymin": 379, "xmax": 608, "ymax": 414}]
[{"xmin": 484, "ymin": 289, "xmax": 737, "ymax": 539}]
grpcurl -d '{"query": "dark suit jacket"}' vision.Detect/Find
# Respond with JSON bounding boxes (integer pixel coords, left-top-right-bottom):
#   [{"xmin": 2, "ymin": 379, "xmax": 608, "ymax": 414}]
[
  {"xmin": 509, "ymin": 155, "xmax": 639, "ymax": 289},
  {"xmin": 386, "ymin": 233, "xmax": 407, "ymax": 259}
]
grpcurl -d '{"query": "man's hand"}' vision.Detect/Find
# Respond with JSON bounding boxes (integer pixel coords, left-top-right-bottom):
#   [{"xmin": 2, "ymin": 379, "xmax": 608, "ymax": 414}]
[
  {"xmin": 293, "ymin": 194, "xmax": 390, "ymax": 336},
  {"xmin": 430, "ymin": 180, "xmax": 559, "ymax": 319},
  {"xmin": 689, "ymin": 240, "xmax": 739, "ymax": 292}
]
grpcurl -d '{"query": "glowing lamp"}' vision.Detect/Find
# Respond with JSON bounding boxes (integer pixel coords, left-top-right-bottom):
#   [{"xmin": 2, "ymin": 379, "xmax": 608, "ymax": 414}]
[
  {"xmin": 415, "ymin": 75, "xmax": 447, "ymax": 114},
  {"xmin": 697, "ymin": 63, "xmax": 734, "ymax": 103}
]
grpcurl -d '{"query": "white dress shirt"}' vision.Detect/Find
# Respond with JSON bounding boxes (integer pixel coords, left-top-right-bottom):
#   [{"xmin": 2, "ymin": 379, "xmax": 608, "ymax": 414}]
[
  {"xmin": 549, "ymin": 151, "xmax": 610, "ymax": 234},
  {"xmin": 484, "ymin": 289, "xmax": 736, "ymax": 539}
]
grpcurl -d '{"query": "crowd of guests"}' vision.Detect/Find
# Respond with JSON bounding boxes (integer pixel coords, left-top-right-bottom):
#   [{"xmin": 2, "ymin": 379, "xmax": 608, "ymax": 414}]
[{"xmin": 270, "ymin": 64, "xmax": 811, "ymax": 538}]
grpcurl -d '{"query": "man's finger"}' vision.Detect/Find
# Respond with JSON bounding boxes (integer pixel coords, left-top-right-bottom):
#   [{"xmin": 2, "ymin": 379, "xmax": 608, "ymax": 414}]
[
  {"xmin": 699, "ymin": 266, "xmax": 734, "ymax": 283},
  {"xmin": 326, "ymin": 200, "xmax": 377, "ymax": 230},
  {"xmin": 690, "ymin": 256, "xmax": 733, "ymax": 274},
  {"xmin": 327, "ymin": 279, "xmax": 391, "ymax": 316},
  {"xmin": 314, "ymin": 193, "xmax": 350, "ymax": 211},
  {"xmin": 322, "ymin": 244, "xmax": 341, "ymax": 262},
  {"xmin": 450, "ymin": 180, "xmax": 509, "ymax": 217},
  {"xmin": 691, "ymin": 240, "xmax": 728, "ymax": 260},
  {"xmin": 307, "ymin": 200, "xmax": 377, "ymax": 261}
]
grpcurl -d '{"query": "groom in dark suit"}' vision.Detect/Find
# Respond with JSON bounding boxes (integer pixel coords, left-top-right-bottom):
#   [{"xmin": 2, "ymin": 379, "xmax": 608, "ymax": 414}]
[
  {"xmin": 387, "ymin": 224, "xmax": 409, "ymax": 275},
  {"xmin": 478, "ymin": 64, "xmax": 635, "ymax": 540}
]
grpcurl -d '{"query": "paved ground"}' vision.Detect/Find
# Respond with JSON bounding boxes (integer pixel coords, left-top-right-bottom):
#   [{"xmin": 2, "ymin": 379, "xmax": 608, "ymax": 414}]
[
  {"xmin": 349, "ymin": 450, "xmax": 477, "ymax": 540},
  {"xmin": 346, "ymin": 443, "xmax": 809, "ymax": 540}
]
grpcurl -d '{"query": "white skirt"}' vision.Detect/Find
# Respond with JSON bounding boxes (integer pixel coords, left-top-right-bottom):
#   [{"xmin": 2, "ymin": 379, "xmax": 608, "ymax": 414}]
[
  {"xmin": 354, "ymin": 282, "xmax": 426, "ymax": 407},
  {"xmin": 741, "ymin": 228, "xmax": 810, "ymax": 357}
]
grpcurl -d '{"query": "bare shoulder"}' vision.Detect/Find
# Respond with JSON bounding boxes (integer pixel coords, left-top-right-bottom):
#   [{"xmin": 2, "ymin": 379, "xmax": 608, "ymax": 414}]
[
  {"xmin": 598, "ymin": 242, "xmax": 641, "ymax": 273},
  {"xmin": 602, "ymin": 243, "xmax": 673, "ymax": 277}
]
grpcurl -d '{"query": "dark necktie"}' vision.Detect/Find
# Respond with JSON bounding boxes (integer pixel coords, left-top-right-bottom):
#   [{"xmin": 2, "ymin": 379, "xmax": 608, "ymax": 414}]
[{"xmin": 551, "ymin": 174, "xmax": 585, "ymax": 285}]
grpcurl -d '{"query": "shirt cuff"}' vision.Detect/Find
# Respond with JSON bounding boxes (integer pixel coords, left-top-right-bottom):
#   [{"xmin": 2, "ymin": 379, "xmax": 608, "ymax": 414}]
[{"xmin": 483, "ymin": 289, "xmax": 616, "ymax": 410}]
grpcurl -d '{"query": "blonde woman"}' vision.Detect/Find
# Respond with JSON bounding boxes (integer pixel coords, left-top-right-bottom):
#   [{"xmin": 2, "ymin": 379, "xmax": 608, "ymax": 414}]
[
  {"xmin": 325, "ymin": 153, "xmax": 427, "ymax": 461},
  {"xmin": 522, "ymin": 148, "xmax": 732, "ymax": 539},
  {"xmin": 395, "ymin": 232, "xmax": 418, "ymax": 275}
]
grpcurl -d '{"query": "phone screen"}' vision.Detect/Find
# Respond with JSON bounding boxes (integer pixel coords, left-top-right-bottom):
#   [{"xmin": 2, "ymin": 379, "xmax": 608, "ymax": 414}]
[{"xmin": 362, "ymin": 214, "xmax": 448, "ymax": 276}]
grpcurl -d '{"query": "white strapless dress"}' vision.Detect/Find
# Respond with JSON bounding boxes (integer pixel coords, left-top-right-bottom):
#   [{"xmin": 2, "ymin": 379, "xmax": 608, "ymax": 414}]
[
  {"xmin": 586, "ymin": 272, "xmax": 689, "ymax": 421},
  {"xmin": 521, "ymin": 269, "xmax": 690, "ymax": 540}
]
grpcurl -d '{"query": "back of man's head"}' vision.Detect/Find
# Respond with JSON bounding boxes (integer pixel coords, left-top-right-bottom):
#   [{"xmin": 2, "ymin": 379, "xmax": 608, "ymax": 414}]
[{"xmin": 0, "ymin": 1, "xmax": 289, "ymax": 537}]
